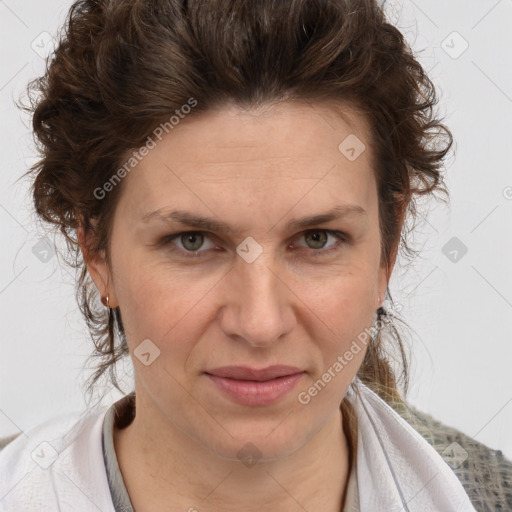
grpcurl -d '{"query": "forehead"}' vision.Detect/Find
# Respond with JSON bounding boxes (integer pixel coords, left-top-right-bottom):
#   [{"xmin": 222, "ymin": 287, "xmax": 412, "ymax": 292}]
[
  {"xmin": 148, "ymin": 100, "xmax": 371, "ymax": 170},
  {"xmin": 116, "ymin": 101, "xmax": 377, "ymax": 224}
]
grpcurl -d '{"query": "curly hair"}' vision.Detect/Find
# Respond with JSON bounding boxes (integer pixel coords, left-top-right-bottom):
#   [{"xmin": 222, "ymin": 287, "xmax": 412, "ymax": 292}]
[{"xmin": 20, "ymin": 0, "xmax": 453, "ymax": 406}]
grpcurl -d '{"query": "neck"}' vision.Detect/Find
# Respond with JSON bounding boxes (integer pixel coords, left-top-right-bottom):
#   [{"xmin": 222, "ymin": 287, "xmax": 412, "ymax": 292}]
[{"xmin": 114, "ymin": 393, "xmax": 352, "ymax": 512}]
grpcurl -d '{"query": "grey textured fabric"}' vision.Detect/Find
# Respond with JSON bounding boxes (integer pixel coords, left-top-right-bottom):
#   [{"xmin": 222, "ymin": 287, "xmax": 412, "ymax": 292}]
[
  {"xmin": 342, "ymin": 461, "xmax": 360, "ymax": 512},
  {"xmin": 102, "ymin": 393, "xmax": 135, "ymax": 512},
  {"xmin": 388, "ymin": 400, "xmax": 512, "ymax": 512}
]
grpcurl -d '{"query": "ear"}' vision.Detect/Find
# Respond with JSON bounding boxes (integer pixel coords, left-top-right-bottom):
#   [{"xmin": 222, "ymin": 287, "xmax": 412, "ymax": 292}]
[
  {"xmin": 77, "ymin": 220, "xmax": 118, "ymax": 308},
  {"xmin": 376, "ymin": 241, "xmax": 398, "ymax": 309},
  {"xmin": 376, "ymin": 206, "xmax": 405, "ymax": 308}
]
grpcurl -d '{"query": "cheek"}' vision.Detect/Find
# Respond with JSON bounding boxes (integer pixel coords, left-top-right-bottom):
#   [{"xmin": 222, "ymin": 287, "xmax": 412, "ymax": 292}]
[
  {"xmin": 292, "ymin": 260, "xmax": 378, "ymax": 324},
  {"xmin": 294, "ymin": 268, "xmax": 377, "ymax": 378},
  {"xmin": 110, "ymin": 248, "xmax": 170, "ymax": 340},
  {"xmin": 113, "ymin": 255, "xmax": 218, "ymax": 354}
]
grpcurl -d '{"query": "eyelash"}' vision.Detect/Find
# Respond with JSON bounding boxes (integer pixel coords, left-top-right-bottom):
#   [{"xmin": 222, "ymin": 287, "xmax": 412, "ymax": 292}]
[{"xmin": 159, "ymin": 229, "xmax": 349, "ymax": 259}]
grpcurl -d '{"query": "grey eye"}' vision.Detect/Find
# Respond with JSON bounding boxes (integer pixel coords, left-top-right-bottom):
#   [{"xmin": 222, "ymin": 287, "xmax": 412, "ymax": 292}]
[
  {"xmin": 304, "ymin": 230, "xmax": 328, "ymax": 249},
  {"xmin": 180, "ymin": 232, "xmax": 205, "ymax": 251}
]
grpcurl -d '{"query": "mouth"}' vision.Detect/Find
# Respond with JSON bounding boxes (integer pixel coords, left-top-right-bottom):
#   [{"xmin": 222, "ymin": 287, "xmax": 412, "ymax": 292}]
[
  {"xmin": 205, "ymin": 365, "xmax": 304, "ymax": 381},
  {"xmin": 204, "ymin": 366, "xmax": 305, "ymax": 406}
]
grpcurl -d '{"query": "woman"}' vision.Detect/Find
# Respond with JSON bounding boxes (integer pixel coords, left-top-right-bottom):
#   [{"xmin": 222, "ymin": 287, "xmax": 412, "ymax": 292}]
[{"xmin": 0, "ymin": 0, "xmax": 510, "ymax": 511}]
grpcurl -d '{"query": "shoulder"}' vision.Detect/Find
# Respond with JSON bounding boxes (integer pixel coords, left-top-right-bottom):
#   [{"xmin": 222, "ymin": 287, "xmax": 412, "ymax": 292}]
[
  {"xmin": 0, "ymin": 410, "xmax": 88, "ymax": 462},
  {"xmin": 0, "ymin": 407, "xmax": 115, "ymax": 512},
  {"xmin": 393, "ymin": 400, "xmax": 512, "ymax": 512}
]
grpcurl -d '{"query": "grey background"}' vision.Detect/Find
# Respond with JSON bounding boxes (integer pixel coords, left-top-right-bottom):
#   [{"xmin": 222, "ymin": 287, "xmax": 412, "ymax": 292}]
[{"xmin": 1, "ymin": 0, "xmax": 511, "ymax": 460}]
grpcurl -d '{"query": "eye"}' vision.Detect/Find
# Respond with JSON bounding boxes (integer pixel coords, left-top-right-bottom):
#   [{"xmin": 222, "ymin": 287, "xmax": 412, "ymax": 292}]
[
  {"xmin": 162, "ymin": 231, "xmax": 217, "ymax": 256},
  {"xmin": 293, "ymin": 229, "xmax": 347, "ymax": 255}
]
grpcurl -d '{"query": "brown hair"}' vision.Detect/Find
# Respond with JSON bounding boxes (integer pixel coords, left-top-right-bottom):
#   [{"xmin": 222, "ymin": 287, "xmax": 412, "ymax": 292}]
[{"xmin": 20, "ymin": 0, "xmax": 452, "ymax": 406}]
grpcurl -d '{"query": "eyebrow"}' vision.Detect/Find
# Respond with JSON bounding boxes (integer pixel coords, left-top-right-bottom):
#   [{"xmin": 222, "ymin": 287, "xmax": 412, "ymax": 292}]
[{"xmin": 140, "ymin": 204, "xmax": 367, "ymax": 234}]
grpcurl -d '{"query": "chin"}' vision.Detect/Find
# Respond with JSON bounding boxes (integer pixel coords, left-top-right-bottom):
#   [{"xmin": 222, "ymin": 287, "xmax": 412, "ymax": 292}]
[{"xmin": 199, "ymin": 420, "xmax": 311, "ymax": 464}]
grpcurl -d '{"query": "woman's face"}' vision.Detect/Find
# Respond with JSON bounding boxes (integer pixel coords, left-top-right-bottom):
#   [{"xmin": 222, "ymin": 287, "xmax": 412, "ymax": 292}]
[{"xmin": 87, "ymin": 100, "xmax": 389, "ymax": 461}]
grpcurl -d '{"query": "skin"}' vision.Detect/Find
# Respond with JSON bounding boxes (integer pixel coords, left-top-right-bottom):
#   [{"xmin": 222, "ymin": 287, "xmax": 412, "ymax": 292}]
[{"xmin": 80, "ymin": 100, "xmax": 397, "ymax": 512}]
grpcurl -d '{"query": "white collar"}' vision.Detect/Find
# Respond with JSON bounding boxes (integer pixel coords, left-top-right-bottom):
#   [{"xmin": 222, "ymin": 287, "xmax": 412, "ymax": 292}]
[{"xmin": 346, "ymin": 378, "xmax": 477, "ymax": 511}]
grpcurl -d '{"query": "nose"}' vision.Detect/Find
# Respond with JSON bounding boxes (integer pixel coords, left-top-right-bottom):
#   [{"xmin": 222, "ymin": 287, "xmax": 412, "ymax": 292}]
[{"xmin": 219, "ymin": 253, "xmax": 295, "ymax": 348}]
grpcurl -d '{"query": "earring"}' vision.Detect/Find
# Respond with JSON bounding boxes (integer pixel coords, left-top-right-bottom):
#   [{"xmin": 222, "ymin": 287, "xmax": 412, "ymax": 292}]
[{"xmin": 103, "ymin": 294, "xmax": 113, "ymax": 326}]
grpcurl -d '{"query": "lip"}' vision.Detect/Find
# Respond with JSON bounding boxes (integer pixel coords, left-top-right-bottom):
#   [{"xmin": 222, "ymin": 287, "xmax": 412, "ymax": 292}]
[
  {"xmin": 205, "ymin": 365, "xmax": 303, "ymax": 381},
  {"xmin": 204, "ymin": 365, "xmax": 305, "ymax": 406}
]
